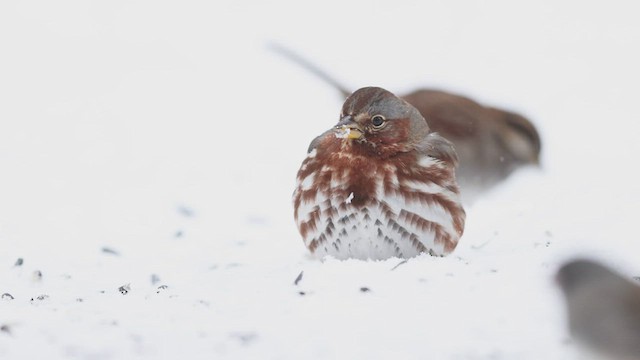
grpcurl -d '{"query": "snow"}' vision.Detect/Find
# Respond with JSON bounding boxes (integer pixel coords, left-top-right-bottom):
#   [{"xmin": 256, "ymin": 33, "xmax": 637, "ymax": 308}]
[
  {"xmin": 335, "ymin": 127, "xmax": 352, "ymax": 139},
  {"xmin": 1, "ymin": 1, "xmax": 640, "ymax": 359},
  {"xmin": 346, "ymin": 192, "xmax": 354, "ymax": 204}
]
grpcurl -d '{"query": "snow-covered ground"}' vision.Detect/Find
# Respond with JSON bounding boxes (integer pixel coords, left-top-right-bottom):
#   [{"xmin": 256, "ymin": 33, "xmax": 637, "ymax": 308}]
[{"xmin": 1, "ymin": 1, "xmax": 640, "ymax": 359}]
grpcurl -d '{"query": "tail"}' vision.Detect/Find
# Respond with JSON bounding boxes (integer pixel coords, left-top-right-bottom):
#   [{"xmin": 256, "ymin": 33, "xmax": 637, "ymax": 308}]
[{"xmin": 267, "ymin": 42, "xmax": 352, "ymax": 99}]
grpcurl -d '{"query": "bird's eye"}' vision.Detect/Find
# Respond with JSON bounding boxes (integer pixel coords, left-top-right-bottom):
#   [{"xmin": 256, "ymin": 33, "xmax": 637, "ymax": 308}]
[{"xmin": 371, "ymin": 115, "xmax": 386, "ymax": 128}]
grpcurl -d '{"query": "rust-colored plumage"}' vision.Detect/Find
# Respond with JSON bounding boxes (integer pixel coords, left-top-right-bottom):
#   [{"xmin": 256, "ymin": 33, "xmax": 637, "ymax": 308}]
[
  {"xmin": 293, "ymin": 87, "xmax": 465, "ymax": 260},
  {"xmin": 272, "ymin": 44, "xmax": 541, "ymax": 201}
]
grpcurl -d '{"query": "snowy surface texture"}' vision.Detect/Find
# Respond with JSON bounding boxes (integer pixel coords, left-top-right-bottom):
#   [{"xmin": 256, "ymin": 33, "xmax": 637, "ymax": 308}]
[{"xmin": 1, "ymin": 1, "xmax": 640, "ymax": 359}]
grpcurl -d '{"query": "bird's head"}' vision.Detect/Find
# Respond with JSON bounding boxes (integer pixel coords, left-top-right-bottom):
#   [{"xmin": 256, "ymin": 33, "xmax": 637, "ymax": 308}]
[
  {"xmin": 493, "ymin": 109, "xmax": 542, "ymax": 167},
  {"xmin": 556, "ymin": 259, "xmax": 623, "ymax": 295},
  {"xmin": 334, "ymin": 87, "xmax": 429, "ymax": 157}
]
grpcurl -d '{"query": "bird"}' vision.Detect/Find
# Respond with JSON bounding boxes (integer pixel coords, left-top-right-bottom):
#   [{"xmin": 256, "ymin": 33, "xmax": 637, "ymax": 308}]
[
  {"xmin": 271, "ymin": 44, "xmax": 541, "ymax": 202},
  {"xmin": 401, "ymin": 90, "xmax": 541, "ymax": 200},
  {"xmin": 556, "ymin": 259, "xmax": 640, "ymax": 359},
  {"xmin": 292, "ymin": 86, "xmax": 466, "ymax": 260}
]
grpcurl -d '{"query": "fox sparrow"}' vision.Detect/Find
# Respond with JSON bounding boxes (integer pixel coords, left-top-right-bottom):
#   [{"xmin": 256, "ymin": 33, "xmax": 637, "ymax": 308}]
[
  {"xmin": 557, "ymin": 259, "xmax": 640, "ymax": 359},
  {"xmin": 271, "ymin": 44, "xmax": 541, "ymax": 201},
  {"xmin": 293, "ymin": 87, "xmax": 465, "ymax": 260}
]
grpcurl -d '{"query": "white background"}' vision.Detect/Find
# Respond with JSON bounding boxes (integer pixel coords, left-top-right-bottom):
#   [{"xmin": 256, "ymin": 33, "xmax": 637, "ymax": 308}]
[{"xmin": 1, "ymin": 1, "xmax": 639, "ymax": 359}]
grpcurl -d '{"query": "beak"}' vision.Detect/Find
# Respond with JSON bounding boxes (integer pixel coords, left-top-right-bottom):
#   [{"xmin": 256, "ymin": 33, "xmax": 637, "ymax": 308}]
[{"xmin": 334, "ymin": 115, "xmax": 363, "ymax": 140}]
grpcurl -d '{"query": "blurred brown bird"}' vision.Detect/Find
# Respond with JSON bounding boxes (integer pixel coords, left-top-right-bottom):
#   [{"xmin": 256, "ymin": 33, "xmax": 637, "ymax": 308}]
[
  {"xmin": 271, "ymin": 44, "xmax": 541, "ymax": 202},
  {"xmin": 293, "ymin": 86, "xmax": 465, "ymax": 260},
  {"xmin": 556, "ymin": 259, "xmax": 640, "ymax": 359}
]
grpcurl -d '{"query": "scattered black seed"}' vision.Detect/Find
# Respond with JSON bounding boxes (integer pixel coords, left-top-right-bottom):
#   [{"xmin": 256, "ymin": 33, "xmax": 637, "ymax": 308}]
[
  {"xmin": 156, "ymin": 285, "xmax": 168, "ymax": 293},
  {"xmin": 174, "ymin": 230, "xmax": 184, "ymax": 238},
  {"xmin": 1, "ymin": 293, "xmax": 14, "ymax": 300},
  {"xmin": 1, "ymin": 324, "xmax": 10, "ymax": 334},
  {"xmin": 101, "ymin": 247, "xmax": 120, "ymax": 256},
  {"xmin": 293, "ymin": 271, "xmax": 303, "ymax": 286},
  {"xmin": 359, "ymin": 287, "xmax": 370, "ymax": 293},
  {"xmin": 33, "ymin": 270, "xmax": 43, "ymax": 281},
  {"xmin": 76, "ymin": 298, "xmax": 84, "ymax": 302},
  {"xmin": 490, "ymin": 269, "xmax": 498, "ymax": 273},
  {"xmin": 177, "ymin": 205, "xmax": 195, "ymax": 218},
  {"xmin": 118, "ymin": 284, "xmax": 131, "ymax": 295},
  {"xmin": 99, "ymin": 290, "xmax": 106, "ymax": 294},
  {"xmin": 14, "ymin": 258, "xmax": 23, "ymax": 266},
  {"xmin": 298, "ymin": 291, "xmax": 306, "ymax": 296},
  {"xmin": 391, "ymin": 259, "xmax": 408, "ymax": 271},
  {"xmin": 151, "ymin": 274, "xmax": 161, "ymax": 285}
]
